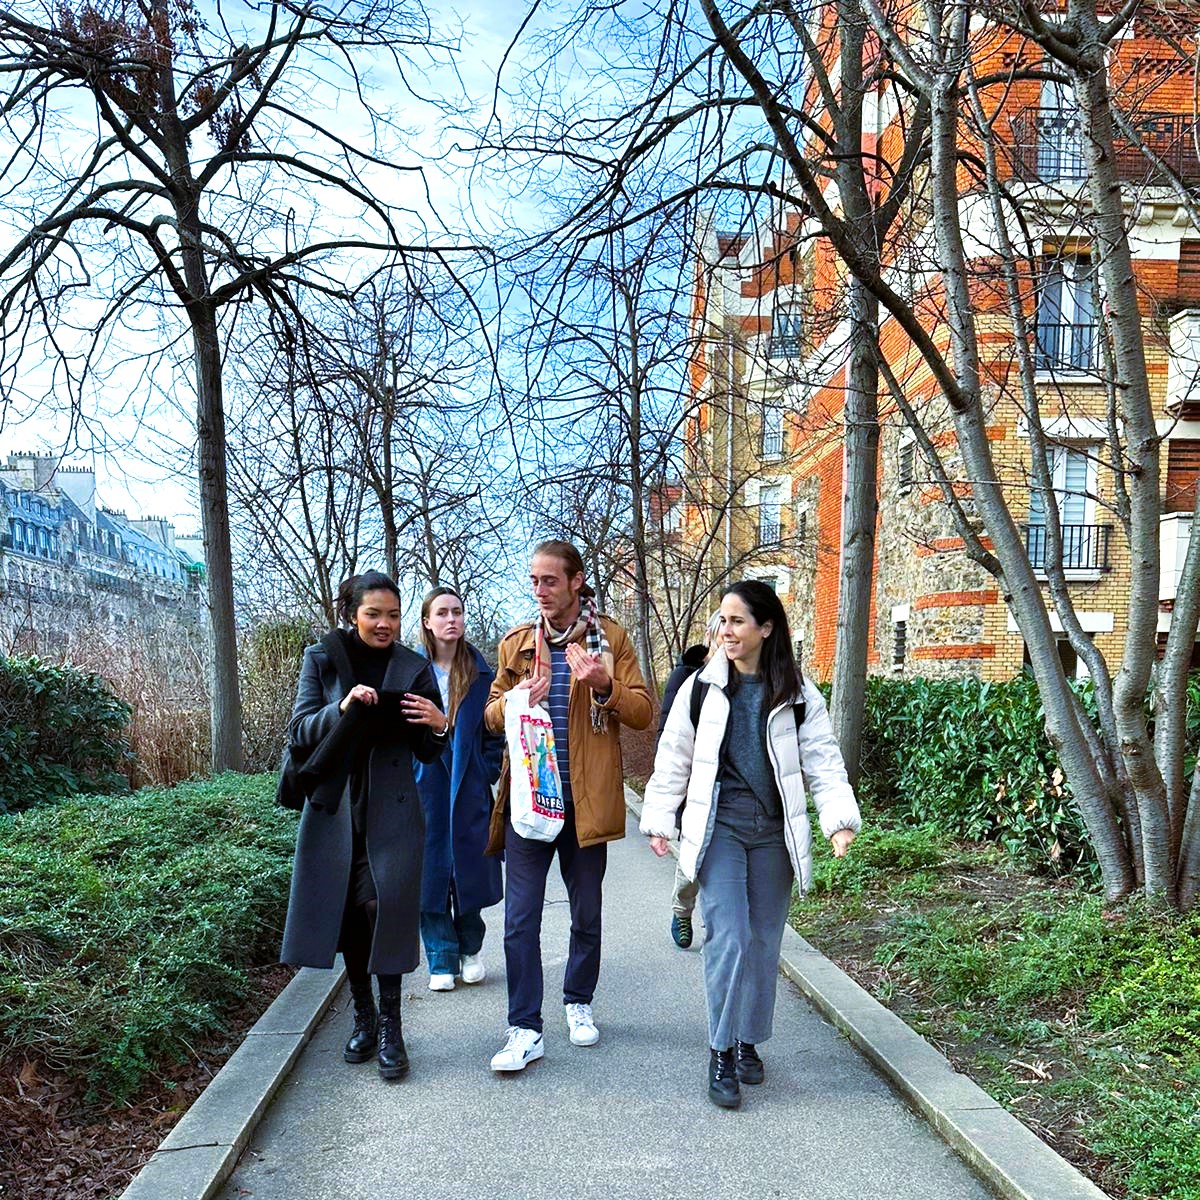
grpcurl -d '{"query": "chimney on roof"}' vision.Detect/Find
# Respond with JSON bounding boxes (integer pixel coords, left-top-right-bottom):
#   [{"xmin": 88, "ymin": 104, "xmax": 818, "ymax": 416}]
[
  {"xmin": 132, "ymin": 515, "xmax": 176, "ymax": 551},
  {"xmin": 54, "ymin": 465, "xmax": 97, "ymax": 524}
]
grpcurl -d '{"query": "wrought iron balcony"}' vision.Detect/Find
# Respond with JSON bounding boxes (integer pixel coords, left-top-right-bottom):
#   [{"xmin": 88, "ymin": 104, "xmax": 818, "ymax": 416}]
[
  {"xmin": 1035, "ymin": 321, "xmax": 1101, "ymax": 374},
  {"xmin": 1024, "ymin": 522, "xmax": 1112, "ymax": 573},
  {"xmin": 761, "ymin": 428, "xmax": 783, "ymax": 457},
  {"xmin": 767, "ymin": 333, "xmax": 803, "ymax": 359},
  {"xmin": 757, "ymin": 519, "xmax": 782, "ymax": 547},
  {"xmin": 1010, "ymin": 108, "xmax": 1200, "ymax": 185}
]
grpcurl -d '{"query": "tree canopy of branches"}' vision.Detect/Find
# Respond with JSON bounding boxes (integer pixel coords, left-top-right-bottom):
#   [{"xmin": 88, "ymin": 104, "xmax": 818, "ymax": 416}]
[
  {"xmin": 0, "ymin": 0, "xmax": 487, "ymax": 768},
  {"xmin": 476, "ymin": 0, "xmax": 1200, "ymax": 909},
  {"xmin": 227, "ymin": 263, "xmax": 515, "ymax": 639}
]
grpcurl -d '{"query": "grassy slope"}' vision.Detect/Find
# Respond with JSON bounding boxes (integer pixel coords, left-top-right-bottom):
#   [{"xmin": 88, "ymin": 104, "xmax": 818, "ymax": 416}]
[
  {"xmin": 0, "ymin": 773, "xmax": 296, "ymax": 1104},
  {"xmin": 792, "ymin": 823, "xmax": 1200, "ymax": 1200}
]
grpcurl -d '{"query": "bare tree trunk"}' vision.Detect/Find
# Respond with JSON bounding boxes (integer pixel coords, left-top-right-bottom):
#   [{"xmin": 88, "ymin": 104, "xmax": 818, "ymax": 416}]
[
  {"xmin": 192, "ymin": 301, "xmax": 244, "ymax": 772},
  {"xmin": 923, "ymin": 26, "xmax": 1132, "ymax": 897},
  {"xmin": 830, "ymin": 278, "xmax": 879, "ymax": 786},
  {"xmin": 1072, "ymin": 27, "xmax": 1172, "ymax": 904}
]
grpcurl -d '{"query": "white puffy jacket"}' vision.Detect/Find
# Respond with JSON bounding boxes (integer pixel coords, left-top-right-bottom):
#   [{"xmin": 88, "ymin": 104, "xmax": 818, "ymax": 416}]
[{"xmin": 640, "ymin": 654, "xmax": 861, "ymax": 894}]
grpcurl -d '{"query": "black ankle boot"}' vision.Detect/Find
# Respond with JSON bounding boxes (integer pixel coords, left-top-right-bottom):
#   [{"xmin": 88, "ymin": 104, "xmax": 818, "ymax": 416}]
[
  {"xmin": 377, "ymin": 987, "xmax": 409, "ymax": 1080},
  {"xmin": 708, "ymin": 1048, "xmax": 740, "ymax": 1109},
  {"xmin": 735, "ymin": 1040, "xmax": 764, "ymax": 1085},
  {"xmin": 343, "ymin": 982, "xmax": 378, "ymax": 1064}
]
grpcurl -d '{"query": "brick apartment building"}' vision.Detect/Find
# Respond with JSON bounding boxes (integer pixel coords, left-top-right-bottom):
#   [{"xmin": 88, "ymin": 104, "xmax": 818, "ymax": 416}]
[{"xmin": 680, "ymin": 11, "xmax": 1200, "ymax": 684}]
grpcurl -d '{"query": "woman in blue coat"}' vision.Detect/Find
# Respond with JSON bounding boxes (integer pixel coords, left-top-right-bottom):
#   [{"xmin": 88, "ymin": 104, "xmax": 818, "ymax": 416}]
[{"xmin": 408, "ymin": 586, "xmax": 504, "ymax": 991}]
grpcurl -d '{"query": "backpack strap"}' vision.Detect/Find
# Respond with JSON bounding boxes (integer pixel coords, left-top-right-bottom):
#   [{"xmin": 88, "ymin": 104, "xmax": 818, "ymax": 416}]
[{"xmin": 688, "ymin": 673, "xmax": 709, "ymax": 730}]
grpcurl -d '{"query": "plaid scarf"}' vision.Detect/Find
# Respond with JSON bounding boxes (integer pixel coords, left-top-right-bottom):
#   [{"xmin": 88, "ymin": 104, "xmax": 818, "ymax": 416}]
[{"xmin": 533, "ymin": 594, "xmax": 614, "ymax": 733}]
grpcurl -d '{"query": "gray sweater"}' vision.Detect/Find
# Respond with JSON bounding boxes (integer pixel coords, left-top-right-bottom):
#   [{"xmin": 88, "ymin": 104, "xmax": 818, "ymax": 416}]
[{"xmin": 716, "ymin": 674, "xmax": 783, "ymax": 828}]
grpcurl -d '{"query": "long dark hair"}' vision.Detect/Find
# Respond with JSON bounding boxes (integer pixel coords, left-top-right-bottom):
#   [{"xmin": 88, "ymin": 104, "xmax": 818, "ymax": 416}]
[
  {"xmin": 420, "ymin": 585, "xmax": 479, "ymax": 725},
  {"xmin": 721, "ymin": 580, "xmax": 802, "ymax": 713},
  {"xmin": 336, "ymin": 571, "xmax": 401, "ymax": 627}
]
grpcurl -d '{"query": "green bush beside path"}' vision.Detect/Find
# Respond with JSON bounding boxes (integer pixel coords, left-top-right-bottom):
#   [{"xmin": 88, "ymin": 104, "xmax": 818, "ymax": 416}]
[{"xmin": 0, "ymin": 773, "xmax": 295, "ymax": 1104}]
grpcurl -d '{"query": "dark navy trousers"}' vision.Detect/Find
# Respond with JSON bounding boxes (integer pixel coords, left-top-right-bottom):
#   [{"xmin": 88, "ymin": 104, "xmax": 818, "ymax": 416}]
[{"xmin": 503, "ymin": 802, "xmax": 608, "ymax": 1033}]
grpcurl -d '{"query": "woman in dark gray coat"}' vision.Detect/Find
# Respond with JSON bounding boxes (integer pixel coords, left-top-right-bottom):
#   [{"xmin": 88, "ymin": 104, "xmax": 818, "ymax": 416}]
[{"xmin": 281, "ymin": 571, "xmax": 447, "ymax": 1080}]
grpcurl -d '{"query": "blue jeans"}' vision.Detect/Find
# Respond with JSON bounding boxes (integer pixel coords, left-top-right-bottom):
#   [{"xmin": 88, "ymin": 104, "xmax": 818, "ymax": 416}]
[
  {"xmin": 503, "ymin": 803, "xmax": 607, "ymax": 1033},
  {"xmin": 697, "ymin": 801, "xmax": 793, "ymax": 1050},
  {"xmin": 420, "ymin": 888, "xmax": 486, "ymax": 976}
]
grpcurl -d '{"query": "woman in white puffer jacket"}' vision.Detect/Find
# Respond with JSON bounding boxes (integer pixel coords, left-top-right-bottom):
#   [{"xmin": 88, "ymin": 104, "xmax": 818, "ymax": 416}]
[{"xmin": 641, "ymin": 581, "xmax": 861, "ymax": 1109}]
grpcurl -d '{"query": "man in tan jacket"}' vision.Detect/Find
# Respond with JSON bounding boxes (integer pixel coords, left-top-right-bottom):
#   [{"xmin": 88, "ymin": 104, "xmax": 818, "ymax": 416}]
[{"xmin": 484, "ymin": 540, "xmax": 651, "ymax": 1071}]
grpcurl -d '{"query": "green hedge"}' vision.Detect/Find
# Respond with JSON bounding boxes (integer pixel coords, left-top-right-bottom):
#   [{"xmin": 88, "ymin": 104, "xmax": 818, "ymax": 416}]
[
  {"xmin": 0, "ymin": 654, "xmax": 132, "ymax": 814},
  {"xmin": 857, "ymin": 673, "xmax": 1200, "ymax": 875},
  {"xmin": 0, "ymin": 774, "xmax": 296, "ymax": 1104}
]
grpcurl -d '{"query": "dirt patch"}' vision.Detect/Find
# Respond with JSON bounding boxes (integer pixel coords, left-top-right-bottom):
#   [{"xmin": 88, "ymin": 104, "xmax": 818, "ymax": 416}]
[{"xmin": 0, "ymin": 963, "xmax": 294, "ymax": 1200}]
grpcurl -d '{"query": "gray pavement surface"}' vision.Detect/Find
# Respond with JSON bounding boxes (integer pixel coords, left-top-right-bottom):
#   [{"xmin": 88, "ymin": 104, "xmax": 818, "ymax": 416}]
[{"xmin": 223, "ymin": 812, "xmax": 994, "ymax": 1200}]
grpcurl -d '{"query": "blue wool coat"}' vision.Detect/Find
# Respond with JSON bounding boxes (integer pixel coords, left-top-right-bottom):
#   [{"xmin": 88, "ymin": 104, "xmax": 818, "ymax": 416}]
[{"xmin": 416, "ymin": 646, "xmax": 505, "ymax": 914}]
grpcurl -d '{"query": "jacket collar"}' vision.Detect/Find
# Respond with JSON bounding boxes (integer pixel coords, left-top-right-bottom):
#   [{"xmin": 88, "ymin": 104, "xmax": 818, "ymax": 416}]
[{"xmin": 698, "ymin": 652, "xmax": 732, "ymax": 689}]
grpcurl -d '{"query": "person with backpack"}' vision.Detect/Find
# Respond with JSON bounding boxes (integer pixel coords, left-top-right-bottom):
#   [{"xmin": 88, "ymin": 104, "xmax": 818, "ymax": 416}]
[
  {"xmin": 280, "ymin": 571, "xmax": 448, "ymax": 1082},
  {"xmin": 409, "ymin": 586, "xmax": 505, "ymax": 992},
  {"xmin": 656, "ymin": 612, "xmax": 723, "ymax": 949},
  {"xmin": 640, "ymin": 581, "xmax": 861, "ymax": 1110}
]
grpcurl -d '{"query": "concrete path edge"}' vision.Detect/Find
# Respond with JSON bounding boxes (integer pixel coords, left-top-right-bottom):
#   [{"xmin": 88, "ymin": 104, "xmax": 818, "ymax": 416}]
[
  {"xmin": 118, "ymin": 960, "xmax": 346, "ymax": 1200},
  {"xmin": 623, "ymin": 785, "xmax": 1111, "ymax": 1200}
]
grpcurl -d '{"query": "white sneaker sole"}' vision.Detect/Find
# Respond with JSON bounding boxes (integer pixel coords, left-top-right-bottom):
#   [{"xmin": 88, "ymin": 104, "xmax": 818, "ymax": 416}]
[
  {"xmin": 429, "ymin": 975, "xmax": 456, "ymax": 992},
  {"xmin": 461, "ymin": 967, "xmax": 486, "ymax": 985},
  {"xmin": 490, "ymin": 1043, "xmax": 544, "ymax": 1072},
  {"xmin": 569, "ymin": 1027, "xmax": 600, "ymax": 1047}
]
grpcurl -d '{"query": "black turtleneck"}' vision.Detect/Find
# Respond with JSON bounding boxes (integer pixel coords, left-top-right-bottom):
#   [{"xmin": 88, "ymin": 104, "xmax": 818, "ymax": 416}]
[
  {"xmin": 337, "ymin": 628, "xmax": 392, "ymax": 693},
  {"xmin": 336, "ymin": 629, "xmax": 394, "ymax": 832}
]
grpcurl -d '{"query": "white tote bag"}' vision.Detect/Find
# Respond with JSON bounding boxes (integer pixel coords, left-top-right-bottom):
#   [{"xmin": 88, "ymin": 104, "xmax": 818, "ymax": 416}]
[{"xmin": 505, "ymin": 687, "xmax": 566, "ymax": 842}]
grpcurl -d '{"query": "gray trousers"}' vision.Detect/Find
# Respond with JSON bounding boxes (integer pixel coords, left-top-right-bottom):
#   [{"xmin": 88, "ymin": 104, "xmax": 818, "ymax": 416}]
[
  {"xmin": 696, "ymin": 815, "xmax": 793, "ymax": 1051},
  {"xmin": 671, "ymin": 863, "xmax": 698, "ymax": 916}
]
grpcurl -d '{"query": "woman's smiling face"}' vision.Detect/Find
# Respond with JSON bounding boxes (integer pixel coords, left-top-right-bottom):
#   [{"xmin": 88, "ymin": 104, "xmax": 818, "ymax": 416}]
[
  {"xmin": 354, "ymin": 588, "xmax": 400, "ymax": 647},
  {"xmin": 719, "ymin": 592, "xmax": 772, "ymax": 674}
]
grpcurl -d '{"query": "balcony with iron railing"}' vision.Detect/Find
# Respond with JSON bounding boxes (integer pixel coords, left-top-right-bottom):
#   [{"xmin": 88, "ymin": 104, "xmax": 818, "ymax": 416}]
[
  {"xmin": 761, "ymin": 427, "xmax": 783, "ymax": 458},
  {"xmin": 1035, "ymin": 321, "xmax": 1101, "ymax": 374},
  {"xmin": 767, "ymin": 333, "xmax": 803, "ymax": 359},
  {"xmin": 1024, "ymin": 522, "xmax": 1112, "ymax": 575},
  {"xmin": 757, "ymin": 518, "xmax": 782, "ymax": 548},
  {"xmin": 1009, "ymin": 108, "xmax": 1200, "ymax": 185}
]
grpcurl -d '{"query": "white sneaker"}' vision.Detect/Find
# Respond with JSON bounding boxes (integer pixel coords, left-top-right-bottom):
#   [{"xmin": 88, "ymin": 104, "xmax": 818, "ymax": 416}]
[
  {"xmin": 490, "ymin": 1026, "xmax": 544, "ymax": 1072},
  {"xmin": 565, "ymin": 1002, "xmax": 600, "ymax": 1047},
  {"xmin": 460, "ymin": 953, "xmax": 486, "ymax": 984},
  {"xmin": 429, "ymin": 973, "xmax": 456, "ymax": 992}
]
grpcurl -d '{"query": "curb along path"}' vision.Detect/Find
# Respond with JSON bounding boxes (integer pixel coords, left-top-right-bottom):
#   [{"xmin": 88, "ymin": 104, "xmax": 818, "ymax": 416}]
[{"xmin": 119, "ymin": 965, "xmax": 345, "ymax": 1200}]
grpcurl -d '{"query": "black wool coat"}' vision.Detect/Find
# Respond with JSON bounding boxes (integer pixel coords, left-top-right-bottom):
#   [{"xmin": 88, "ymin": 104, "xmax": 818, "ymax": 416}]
[{"xmin": 280, "ymin": 638, "xmax": 446, "ymax": 976}]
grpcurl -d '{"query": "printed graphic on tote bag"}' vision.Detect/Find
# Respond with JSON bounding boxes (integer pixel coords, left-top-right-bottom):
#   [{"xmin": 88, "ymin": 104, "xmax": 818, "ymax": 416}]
[{"xmin": 519, "ymin": 714, "xmax": 564, "ymax": 818}]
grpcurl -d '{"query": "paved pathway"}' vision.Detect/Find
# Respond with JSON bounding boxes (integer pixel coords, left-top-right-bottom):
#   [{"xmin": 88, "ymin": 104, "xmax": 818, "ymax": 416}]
[{"xmin": 223, "ymin": 813, "xmax": 992, "ymax": 1200}]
